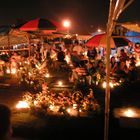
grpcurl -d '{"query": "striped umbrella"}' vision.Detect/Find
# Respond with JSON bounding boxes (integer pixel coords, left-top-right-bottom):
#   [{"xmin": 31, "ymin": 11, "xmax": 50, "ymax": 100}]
[
  {"xmin": 85, "ymin": 33, "xmax": 131, "ymax": 49},
  {"xmin": 19, "ymin": 18, "xmax": 59, "ymax": 33}
]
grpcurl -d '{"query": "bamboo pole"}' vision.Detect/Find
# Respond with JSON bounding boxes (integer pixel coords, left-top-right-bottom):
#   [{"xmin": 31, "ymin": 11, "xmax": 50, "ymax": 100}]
[
  {"xmin": 104, "ymin": 33, "xmax": 111, "ymax": 140},
  {"xmin": 104, "ymin": 0, "xmax": 115, "ymax": 138},
  {"xmin": 104, "ymin": 1, "xmax": 134, "ymax": 140}
]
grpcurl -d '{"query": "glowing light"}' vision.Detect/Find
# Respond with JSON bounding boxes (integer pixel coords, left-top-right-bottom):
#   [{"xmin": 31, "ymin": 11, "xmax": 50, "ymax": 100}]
[
  {"xmin": 58, "ymin": 81, "xmax": 63, "ymax": 86},
  {"xmin": 63, "ymin": 20, "xmax": 70, "ymax": 28},
  {"xmin": 123, "ymin": 109, "xmax": 136, "ymax": 118},
  {"xmin": 49, "ymin": 105, "xmax": 54, "ymax": 111},
  {"xmin": 45, "ymin": 73, "xmax": 50, "ymax": 78},
  {"xmin": 102, "ymin": 81, "xmax": 114, "ymax": 88},
  {"xmin": 136, "ymin": 60, "xmax": 140, "ymax": 67},
  {"xmin": 49, "ymin": 105, "xmax": 59, "ymax": 112},
  {"xmin": 66, "ymin": 108, "xmax": 78, "ymax": 116},
  {"xmin": 34, "ymin": 100, "xmax": 38, "ymax": 106},
  {"xmin": 67, "ymin": 108, "xmax": 71, "ymax": 113},
  {"xmin": 6, "ymin": 69, "xmax": 10, "ymax": 74},
  {"xmin": 16, "ymin": 101, "xmax": 29, "ymax": 109},
  {"xmin": 65, "ymin": 55, "xmax": 70, "ymax": 64},
  {"xmin": 11, "ymin": 68, "xmax": 16, "ymax": 74},
  {"xmin": 110, "ymin": 82, "xmax": 114, "ymax": 88},
  {"xmin": 28, "ymin": 72, "xmax": 32, "ymax": 76},
  {"xmin": 102, "ymin": 82, "xmax": 106, "ymax": 88},
  {"xmin": 114, "ymin": 107, "xmax": 140, "ymax": 118},
  {"xmin": 97, "ymin": 28, "xmax": 102, "ymax": 32},
  {"xmin": 73, "ymin": 104, "xmax": 77, "ymax": 109}
]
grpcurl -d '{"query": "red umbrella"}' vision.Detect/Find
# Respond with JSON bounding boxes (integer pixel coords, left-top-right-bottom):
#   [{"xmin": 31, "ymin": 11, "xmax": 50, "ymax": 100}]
[
  {"xmin": 85, "ymin": 33, "xmax": 131, "ymax": 49},
  {"xmin": 19, "ymin": 18, "xmax": 63, "ymax": 33}
]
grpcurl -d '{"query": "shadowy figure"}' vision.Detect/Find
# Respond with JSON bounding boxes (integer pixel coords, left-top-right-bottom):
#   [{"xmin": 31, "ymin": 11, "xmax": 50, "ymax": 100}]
[{"xmin": 0, "ymin": 104, "xmax": 12, "ymax": 140}]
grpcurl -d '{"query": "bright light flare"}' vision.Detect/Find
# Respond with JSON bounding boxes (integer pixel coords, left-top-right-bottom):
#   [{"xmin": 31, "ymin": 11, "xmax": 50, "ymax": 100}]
[
  {"xmin": 123, "ymin": 109, "xmax": 136, "ymax": 118},
  {"xmin": 102, "ymin": 82, "xmax": 114, "ymax": 88},
  {"xmin": 66, "ymin": 107, "xmax": 78, "ymax": 116},
  {"xmin": 49, "ymin": 105, "xmax": 60, "ymax": 112},
  {"xmin": 16, "ymin": 101, "xmax": 29, "ymax": 109},
  {"xmin": 11, "ymin": 68, "xmax": 17, "ymax": 74},
  {"xmin": 114, "ymin": 107, "xmax": 140, "ymax": 118},
  {"xmin": 97, "ymin": 28, "xmax": 102, "ymax": 32},
  {"xmin": 63, "ymin": 20, "xmax": 70, "ymax": 28},
  {"xmin": 136, "ymin": 60, "xmax": 140, "ymax": 67},
  {"xmin": 45, "ymin": 73, "xmax": 50, "ymax": 78},
  {"xmin": 58, "ymin": 81, "xmax": 63, "ymax": 86},
  {"xmin": 73, "ymin": 104, "xmax": 77, "ymax": 109},
  {"xmin": 6, "ymin": 69, "xmax": 10, "ymax": 74}
]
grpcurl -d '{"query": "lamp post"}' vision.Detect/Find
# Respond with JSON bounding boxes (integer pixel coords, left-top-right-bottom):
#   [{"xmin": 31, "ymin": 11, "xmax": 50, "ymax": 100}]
[{"xmin": 63, "ymin": 20, "xmax": 71, "ymax": 34}]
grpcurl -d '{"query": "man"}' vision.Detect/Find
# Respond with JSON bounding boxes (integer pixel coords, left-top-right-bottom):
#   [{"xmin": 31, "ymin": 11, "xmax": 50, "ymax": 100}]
[{"xmin": 0, "ymin": 104, "xmax": 12, "ymax": 140}]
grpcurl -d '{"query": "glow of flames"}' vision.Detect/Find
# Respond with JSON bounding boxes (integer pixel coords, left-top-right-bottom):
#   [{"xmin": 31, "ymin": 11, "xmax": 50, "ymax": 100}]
[
  {"xmin": 102, "ymin": 82, "xmax": 114, "ymax": 88},
  {"xmin": 16, "ymin": 101, "xmax": 29, "ymax": 109}
]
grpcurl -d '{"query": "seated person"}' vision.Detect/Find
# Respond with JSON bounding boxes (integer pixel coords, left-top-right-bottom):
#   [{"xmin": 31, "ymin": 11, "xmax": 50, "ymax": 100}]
[{"xmin": 116, "ymin": 61, "xmax": 129, "ymax": 80}]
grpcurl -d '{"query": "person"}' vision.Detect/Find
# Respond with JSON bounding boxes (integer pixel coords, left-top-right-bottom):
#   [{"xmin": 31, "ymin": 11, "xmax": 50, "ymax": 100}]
[
  {"xmin": 110, "ymin": 56, "xmax": 118, "ymax": 75},
  {"xmin": 0, "ymin": 104, "xmax": 12, "ymax": 140},
  {"xmin": 119, "ymin": 49, "xmax": 128, "ymax": 62},
  {"xmin": 57, "ymin": 47, "xmax": 65, "ymax": 62}
]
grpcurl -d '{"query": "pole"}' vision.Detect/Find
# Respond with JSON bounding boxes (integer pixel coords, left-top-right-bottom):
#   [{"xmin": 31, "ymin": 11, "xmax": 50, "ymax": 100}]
[
  {"xmin": 8, "ymin": 34, "xmax": 10, "ymax": 50},
  {"xmin": 104, "ymin": 0, "xmax": 115, "ymax": 140},
  {"xmin": 104, "ymin": 33, "xmax": 111, "ymax": 140},
  {"xmin": 104, "ymin": 1, "xmax": 134, "ymax": 140},
  {"xmin": 26, "ymin": 33, "xmax": 31, "ymax": 57}
]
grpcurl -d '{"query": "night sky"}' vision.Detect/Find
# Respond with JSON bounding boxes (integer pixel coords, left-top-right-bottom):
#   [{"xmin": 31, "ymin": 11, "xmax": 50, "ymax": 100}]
[{"xmin": 0, "ymin": 0, "xmax": 139, "ymax": 34}]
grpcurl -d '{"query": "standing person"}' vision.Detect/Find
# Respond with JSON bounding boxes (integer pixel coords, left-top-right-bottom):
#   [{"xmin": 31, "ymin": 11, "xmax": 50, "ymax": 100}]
[{"xmin": 0, "ymin": 104, "xmax": 12, "ymax": 140}]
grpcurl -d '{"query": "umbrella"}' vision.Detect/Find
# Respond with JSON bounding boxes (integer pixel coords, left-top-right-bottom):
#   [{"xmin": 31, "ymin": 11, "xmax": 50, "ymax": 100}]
[
  {"xmin": 85, "ymin": 33, "xmax": 130, "ymax": 49},
  {"xmin": 19, "ymin": 18, "xmax": 62, "ymax": 34},
  {"xmin": 125, "ymin": 31, "xmax": 140, "ymax": 43}
]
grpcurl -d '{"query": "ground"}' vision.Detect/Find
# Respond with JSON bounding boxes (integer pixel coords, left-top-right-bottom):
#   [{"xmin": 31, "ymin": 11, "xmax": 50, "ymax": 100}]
[{"xmin": 0, "ymin": 77, "xmax": 140, "ymax": 140}]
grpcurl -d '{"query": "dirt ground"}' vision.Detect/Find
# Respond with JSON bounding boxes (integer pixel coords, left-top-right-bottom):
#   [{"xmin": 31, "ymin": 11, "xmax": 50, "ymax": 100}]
[{"xmin": 1, "ymin": 77, "xmax": 140, "ymax": 140}]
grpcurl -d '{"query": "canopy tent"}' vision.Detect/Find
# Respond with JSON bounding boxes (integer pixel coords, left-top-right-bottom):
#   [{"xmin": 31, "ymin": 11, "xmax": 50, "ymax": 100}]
[
  {"xmin": 121, "ymin": 23, "xmax": 140, "ymax": 33},
  {"xmin": 76, "ymin": 35, "xmax": 92, "ymax": 41},
  {"xmin": 0, "ymin": 29, "xmax": 29, "ymax": 47}
]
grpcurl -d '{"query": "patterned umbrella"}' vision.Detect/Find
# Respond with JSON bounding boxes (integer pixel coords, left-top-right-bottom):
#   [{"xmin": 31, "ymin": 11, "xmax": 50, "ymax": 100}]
[
  {"xmin": 85, "ymin": 33, "xmax": 131, "ymax": 49},
  {"xmin": 19, "ymin": 18, "xmax": 62, "ymax": 33}
]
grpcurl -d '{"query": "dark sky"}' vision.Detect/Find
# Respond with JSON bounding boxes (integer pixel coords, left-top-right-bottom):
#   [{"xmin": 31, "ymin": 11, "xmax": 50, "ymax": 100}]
[{"xmin": 0, "ymin": 0, "xmax": 139, "ymax": 34}]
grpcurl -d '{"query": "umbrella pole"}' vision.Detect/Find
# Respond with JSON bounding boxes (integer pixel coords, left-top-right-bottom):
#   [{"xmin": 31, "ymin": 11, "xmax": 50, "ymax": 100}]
[
  {"xmin": 8, "ymin": 34, "xmax": 10, "ymax": 50},
  {"xmin": 26, "ymin": 33, "xmax": 31, "ymax": 57}
]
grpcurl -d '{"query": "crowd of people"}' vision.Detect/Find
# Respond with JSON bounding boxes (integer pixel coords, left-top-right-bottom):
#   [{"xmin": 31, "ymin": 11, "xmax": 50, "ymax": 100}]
[{"xmin": 0, "ymin": 38, "xmax": 139, "ymax": 87}]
